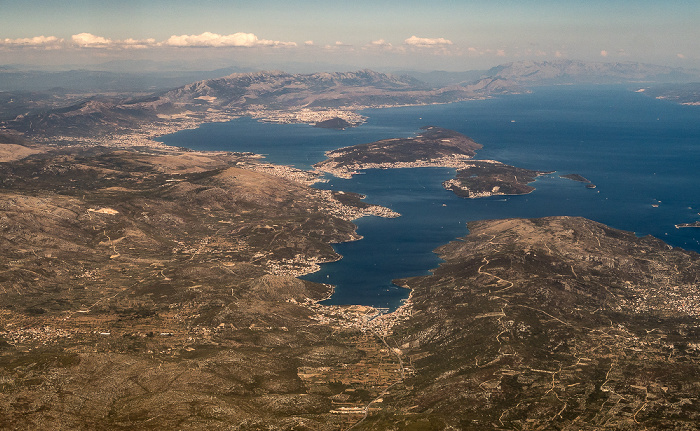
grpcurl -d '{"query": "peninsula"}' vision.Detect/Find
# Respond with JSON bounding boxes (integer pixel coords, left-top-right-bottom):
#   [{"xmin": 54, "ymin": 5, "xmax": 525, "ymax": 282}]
[
  {"xmin": 384, "ymin": 216, "xmax": 700, "ymax": 428},
  {"xmin": 0, "ymin": 141, "xmax": 407, "ymax": 429}
]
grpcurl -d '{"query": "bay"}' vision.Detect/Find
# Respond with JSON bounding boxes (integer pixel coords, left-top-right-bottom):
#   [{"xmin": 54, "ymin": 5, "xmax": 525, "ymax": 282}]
[{"xmin": 158, "ymin": 85, "xmax": 700, "ymax": 310}]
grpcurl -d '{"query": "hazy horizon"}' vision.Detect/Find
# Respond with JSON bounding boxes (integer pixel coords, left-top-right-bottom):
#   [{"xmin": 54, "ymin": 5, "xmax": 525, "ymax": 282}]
[{"xmin": 2, "ymin": 0, "xmax": 698, "ymax": 73}]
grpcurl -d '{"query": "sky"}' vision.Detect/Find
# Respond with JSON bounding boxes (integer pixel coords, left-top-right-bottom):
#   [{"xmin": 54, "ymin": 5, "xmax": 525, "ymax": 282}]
[{"xmin": 1, "ymin": 0, "xmax": 699, "ymax": 72}]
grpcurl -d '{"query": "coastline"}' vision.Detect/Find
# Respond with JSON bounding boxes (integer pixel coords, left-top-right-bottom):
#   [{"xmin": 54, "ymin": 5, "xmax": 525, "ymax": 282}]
[
  {"xmin": 314, "ymin": 155, "xmax": 475, "ymax": 179},
  {"xmin": 10, "ymin": 88, "xmax": 697, "ymax": 318},
  {"xmin": 26, "ymin": 98, "xmax": 482, "ymax": 150}
]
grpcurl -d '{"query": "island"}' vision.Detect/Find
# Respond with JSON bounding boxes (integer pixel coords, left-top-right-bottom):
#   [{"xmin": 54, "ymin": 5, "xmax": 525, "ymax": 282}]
[
  {"xmin": 676, "ymin": 221, "xmax": 700, "ymax": 228},
  {"xmin": 640, "ymin": 82, "xmax": 700, "ymax": 105},
  {"xmin": 444, "ymin": 160, "xmax": 552, "ymax": 198},
  {"xmin": 314, "ymin": 126, "xmax": 482, "ymax": 178},
  {"xmin": 315, "ymin": 126, "xmax": 551, "ymax": 198},
  {"xmin": 560, "ymin": 172, "xmax": 597, "ymax": 189},
  {"xmin": 313, "ymin": 117, "xmax": 354, "ymax": 129},
  {"xmin": 560, "ymin": 173, "xmax": 590, "ymax": 183}
]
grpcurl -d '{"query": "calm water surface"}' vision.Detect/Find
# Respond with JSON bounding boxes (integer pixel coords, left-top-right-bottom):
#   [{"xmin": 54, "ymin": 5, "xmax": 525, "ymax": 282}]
[{"xmin": 159, "ymin": 86, "xmax": 700, "ymax": 310}]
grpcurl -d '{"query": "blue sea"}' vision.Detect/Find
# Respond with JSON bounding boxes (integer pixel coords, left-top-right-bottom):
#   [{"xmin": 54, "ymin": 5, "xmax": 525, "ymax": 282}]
[{"xmin": 158, "ymin": 85, "xmax": 700, "ymax": 310}]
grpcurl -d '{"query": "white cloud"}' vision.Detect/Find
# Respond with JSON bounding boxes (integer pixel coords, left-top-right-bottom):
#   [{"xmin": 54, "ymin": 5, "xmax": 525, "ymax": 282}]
[
  {"xmin": 678, "ymin": 53, "xmax": 686, "ymax": 59},
  {"xmin": 2, "ymin": 35, "xmax": 63, "ymax": 47},
  {"xmin": 321, "ymin": 41, "xmax": 353, "ymax": 51},
  {"xmin": 404, "ymin": 35, "xmax": 453, "ymax": 47},
  {"xmin": 328, "ymin": 41, "xmax": 353, "ymax": 49},
  {"xmin": 362, "ymin": 39, "xmax": 396, "ymax": 52},
  {"xmin": 122, "ymin": 38, "xmax": 157, "ymax": 49},
  {"xmin": 70, "ymin": 33, "xmax": 158, "ymax": 49},
  {"xmin": 8, "ymin": 31, "xmax": 294, "ymax": 51},
  {"xmin": 600, "ymin": 50, "xmax": 609, "ymax": 57},
  {"xmin": 72, "ymin": 33, "xmax": 112, "ymax": 47},
  {"xmin": 369, "ymin": 39, "xmax": 391, "ymax": 47},
  {"xmin": 304, "ymin": 40, "xmax": 314, "ymax": 46},
  {"xmin": 165, "ymin": 32, "xmax": 295, "ymax": 48}
]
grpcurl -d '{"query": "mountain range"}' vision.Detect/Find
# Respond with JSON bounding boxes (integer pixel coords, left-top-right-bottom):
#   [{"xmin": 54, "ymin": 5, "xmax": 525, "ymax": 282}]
[
  {"xmin": 3, "ymin": 59, "xmax": 700, "ymax": 144},
  {"xmin": 4, "ymin": 69, "xmax": 523, "ymax": 141},
  {"xmin": 486, "ymin": 59, "xmax": 700, "ymax": 85}
]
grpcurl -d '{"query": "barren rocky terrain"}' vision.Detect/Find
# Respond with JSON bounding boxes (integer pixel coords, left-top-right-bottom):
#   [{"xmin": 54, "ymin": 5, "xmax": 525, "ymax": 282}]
[
  {"xmin": 0, "ymin": 141, "xmax": 405, "ymax": 430},
  {"xmin": 2, "ymin": 62, "xmax": 700, "ymax": 429},
  {"xmin": 2, "ymin": 137, "xmax": 699, "ymax": 429},
  {"xmin": 377, "ymin": 217, "xmax": 700, "ymax": 429}
]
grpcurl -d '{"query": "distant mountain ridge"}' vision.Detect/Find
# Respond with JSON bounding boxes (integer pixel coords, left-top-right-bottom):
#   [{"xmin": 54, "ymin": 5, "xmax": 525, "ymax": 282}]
[
  {"xmin": 160, "ymin": 69, "xmax": 428, "ymax": 110},
  {"xmin": 158, "ymin": 69, "xmax": 502, "ymax": 110},
  {"xmin": 0, "ymin": 67, "xmax": 251, "ymax": 92},
  {"xmin": 388, "ymin": 69, "xmax": 489, "ymax": 87},
  {"xmin": 486, "ymin": 59, "xmax": 700, "ymax": 85}
]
